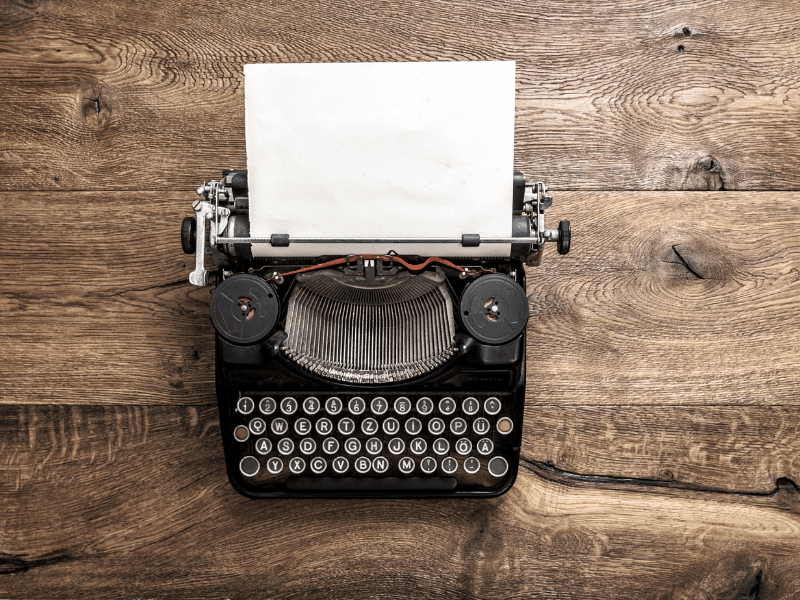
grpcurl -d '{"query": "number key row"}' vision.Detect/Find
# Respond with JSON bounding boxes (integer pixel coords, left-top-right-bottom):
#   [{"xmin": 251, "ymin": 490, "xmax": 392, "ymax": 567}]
[{"xmin": 237, "ymin": 395, "xmax": 504, "ymax": 417}]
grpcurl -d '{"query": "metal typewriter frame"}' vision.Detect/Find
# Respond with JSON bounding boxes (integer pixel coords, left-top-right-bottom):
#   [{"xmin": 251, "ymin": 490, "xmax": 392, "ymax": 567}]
[{"xmin": 188, "ymin": 179, "xmax": 564, "ymax": 286}]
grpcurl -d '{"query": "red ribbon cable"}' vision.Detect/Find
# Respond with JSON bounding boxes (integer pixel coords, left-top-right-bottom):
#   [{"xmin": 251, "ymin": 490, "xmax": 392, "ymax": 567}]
[{"xmin": 266, "ymin": 255, "xmax": 465, "ymax": 281}]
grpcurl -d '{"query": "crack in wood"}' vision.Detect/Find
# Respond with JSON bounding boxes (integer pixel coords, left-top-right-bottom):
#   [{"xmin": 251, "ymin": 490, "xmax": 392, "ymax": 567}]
[
  {"xmin": 519, "ymin": 456, "xmax": 800, "ymax": 500},
  {"xmin": 671, "ymin": 244, "xmax": 705, "ymax": 279},
  {"xmin": 0, "ymin": 551, "xmax": 73, "ymax": 575}
]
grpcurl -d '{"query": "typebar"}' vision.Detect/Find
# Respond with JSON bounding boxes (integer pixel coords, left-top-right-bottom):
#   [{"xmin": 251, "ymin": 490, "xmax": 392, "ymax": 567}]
[{"xmin": 286, "ymin": 476, "xmax": 458, "ymax": 492}]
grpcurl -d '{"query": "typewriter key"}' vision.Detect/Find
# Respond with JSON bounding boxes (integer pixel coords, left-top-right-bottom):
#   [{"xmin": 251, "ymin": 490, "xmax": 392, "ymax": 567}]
[
  {"xmin": 210, "ymin": 274, "xmax": 279, "ymax": 344},
  {"xmin": 420, "ymin": 457, "xmax": 437, "ymax": 474},
  {"xmin": 348, "ymin": 397, "xmax": 366, "ymax": 415},
  {"xmin": 398, "ymin": 457, "xmax": 415, "ymax": 474},
  {"xmin": 463, "ymin": 457, "xmax": 480, "ymax": 474},
  {"xmin": 405, "ymin": 418, "xmax": 422, "ymax": 436},
  {"xmin": 484, "ymin": 397, "xmax": 501, "ymax": 415},
  {"xmin": 450, "ymin": 417, "xmax": 468, "ymax": 435},
  {"xmin": 488, "ymin": 456, "xmax": 509, "ymax": 478},
  {"xmin": 303, "ymin": 397, "xmax": 320, "ymax": 415},
  {"xmin": 255, "ymin": 437, "xmax": 272, "ymax": 455},
  {"xmin": 237, "ymin": 397, "xmax": 255, "ymax": 415},
  {"xmin": 344, "ymin": 438, "xmax": 361, "ymax": 455},
  {"xmin": 271, "ymin": 418, "xmax": 288, "ymax": 435},
  {"xmin": 233, "ymin": 425, "xmax": 249, "ymax": 442},
  {"xmin": 294, "ymin": 418, "xmax": 311, "ymax": 435},
  {"xmin": 441, "ymin": 457, "xmax": 458, "ymax": 474},
  {"xmin": 473, "ymin": 417, "xmax": 490, "ymax": 435},
  {"xmin": 370, "ymin": 397, "xmax": 388, "ymax": 415},
  {"xmin": 289, "ymin": 457, "xmax": 306, "ymax": 474},
  {"xmin": 459, "ymin": 273, "xmax": 529, "ymax": 345},
  {"xmin": 432, "ymin": 438, "xmax": 450, "ymax": 455},
  {"xmin": 416, "ymin": 397, "xmax": 434, "ymax": 415},
  {"xmin": 248, "ymin": 418, "xmax": 266, "ymax": 436},
  {"xmin": 322, "ymin": 437, "xmax": 339, "ymax": 454},
  {"xmin": 355, "ymin": 457, "xmax": 371, "ymax": 474},
  {"xmin": 325, "ymin": 397, "xmax": 343, "ymax": 415},
  {"xmin": 388, "ymin": 438, "xmax": 405, "ymax": 455},
  {"xmin": 428, "ymin": 418, "xmax": 445, "ymax": 435},
  {"xmin": 315, "ymin": 418, "xmax": 333, "ymax": 435},
  {"xmin": 372, "ymin": 456, "xmax": 389, "ymax": 473},
  {"xmin": 410, "ymin": 437, "xmax": 427, "ymax": 455},
  {"xmin": 394, "ymin": 397, "xmax": 411, "ymax": 415},
  {"xmin": 266, "ymin": 457, "xmax": 283, "ymax": 474},
  {"xmin": 259, "ymin": 397, "xmax": 276, "ymax": 415},
  {"xmin": 299, "ymin": 438, "xmax": 316, "ymax": 455},
  {"xmin": 278, "ymin": 438, "xmax": 294, "ymax": 455},
  {"xmin": 365, "ymin": 437, "xmax": 382, "ymax": 455},
  {"xmin": 239, "ymin": 456, "xmax": 260, "ymax": 477},
  {"xmin": 438, "ymin": 397, "xmax": 456, "ymax": 415},
  {"xmin": 497, "ymin": 417, "xmax": 514, "ymax": 434},
  {"xmin": 476, "ymin": 438, "xmax": 493, "ymax": 455},
  {"xmin": 338, "ymin": 417, "xmax": 355, "ymax": 436},
  {"xmin": 361, "ymin": 418, "xmax": 379, "ymax": 435},
  {"xmin": 455, "ymin": 438, "xmax": 472, "ymax": 455},
  {"xmin": 310, "ymin": 457, "xmax": 327, "ymax": 474},
  {"xmin": 382, "ymin": 417, "xmax": 400, "ymax": 435},
  {"xmin": 332, "ymin": 456, "xmax": 349, "ymax": 474}
]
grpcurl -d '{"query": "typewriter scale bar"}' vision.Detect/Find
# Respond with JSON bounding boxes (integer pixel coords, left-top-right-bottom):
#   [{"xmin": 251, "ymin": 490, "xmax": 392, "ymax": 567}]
[
  {"xmin": 214, "ymin": 236, "xmax": 539, "ymax": 245},
  {"xmin": 227, "ymin": 392, "xmax": 518, "ymax": 497}
]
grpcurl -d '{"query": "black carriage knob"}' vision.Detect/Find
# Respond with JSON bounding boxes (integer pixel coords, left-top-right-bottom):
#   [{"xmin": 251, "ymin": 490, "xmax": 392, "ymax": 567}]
[
  {"xmin": 181, "ymin": 216, "xmax": 196, "ymax": 254},
  {"xmin": 557, "ymin": 220, "xmax": 571, "ymax": 255}
]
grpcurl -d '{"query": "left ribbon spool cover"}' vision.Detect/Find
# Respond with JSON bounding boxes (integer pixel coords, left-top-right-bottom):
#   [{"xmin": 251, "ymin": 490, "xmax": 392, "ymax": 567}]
[{"xmin": 210, "ymin": 274, "xmax": 280, "ymax": 344}]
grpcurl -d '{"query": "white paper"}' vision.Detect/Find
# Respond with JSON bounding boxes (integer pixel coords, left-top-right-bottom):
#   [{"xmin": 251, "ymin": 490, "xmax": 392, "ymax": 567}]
[{"xmin": 244, "ymin": 61, "xmax": 515, "ymax": 258}]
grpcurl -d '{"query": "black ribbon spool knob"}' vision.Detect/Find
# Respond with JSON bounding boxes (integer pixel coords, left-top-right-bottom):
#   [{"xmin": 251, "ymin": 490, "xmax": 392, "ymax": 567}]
[
  {"xmin": 459, "ymin": 274, "xmax": 529, "ymax": 345},
  {"xmin": 210, "ymin": 274, "xmax": 280, "ymax": 345}
]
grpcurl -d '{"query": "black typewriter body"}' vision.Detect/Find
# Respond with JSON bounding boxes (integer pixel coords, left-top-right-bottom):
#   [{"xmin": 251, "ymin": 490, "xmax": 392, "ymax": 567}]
[{"xmin": 183, "ymin": 170, "xmax": 570, "ymax": 499}]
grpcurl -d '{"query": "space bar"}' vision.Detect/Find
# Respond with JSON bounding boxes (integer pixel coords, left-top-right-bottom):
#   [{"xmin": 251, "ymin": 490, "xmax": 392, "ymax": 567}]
[{"xmin": 286, "ymin": 476, "xmax": 457, "ymax": 492}]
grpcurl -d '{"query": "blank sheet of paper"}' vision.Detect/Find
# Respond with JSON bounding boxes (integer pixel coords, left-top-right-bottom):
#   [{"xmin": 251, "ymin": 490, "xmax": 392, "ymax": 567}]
[{"xmin": 244, "ymin": 61, "xmax": 515, "ymax": 258}]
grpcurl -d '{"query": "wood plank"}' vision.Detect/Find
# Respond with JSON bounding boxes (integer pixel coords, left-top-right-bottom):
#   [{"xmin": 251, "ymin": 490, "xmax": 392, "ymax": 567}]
[
  {"xmin": 2, "ymin": 191, "xmax": 798, "ymax": 406},
  {"xmin": 1, "ymin": 406, "xmax": 798, "ymax": 598},
  {"xmin": 1, "ymin": 0, "xmax": 799, "ymax": 191},
  {"xmin": 524, "ymin": 406, "xmax": 800, "ymax": 493}
]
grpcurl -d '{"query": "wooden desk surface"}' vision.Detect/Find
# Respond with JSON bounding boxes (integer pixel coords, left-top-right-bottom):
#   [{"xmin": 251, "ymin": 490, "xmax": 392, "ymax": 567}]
[{"xmin": 2, "ymin": 0, "xmax": 799, "ymax": 597}]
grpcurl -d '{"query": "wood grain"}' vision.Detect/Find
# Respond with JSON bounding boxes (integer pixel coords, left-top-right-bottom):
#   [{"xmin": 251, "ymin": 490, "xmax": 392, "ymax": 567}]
[
  {"xmin": 1, "ymin": 0, "xmax": 799, "ymax": 191},
  {"xmin": 1, "ymin": 406, "xmax": 798, "ymax": 599},
  {"xmin": 2, "ymin": 191, "xmax": 797, "ymax": 407}
]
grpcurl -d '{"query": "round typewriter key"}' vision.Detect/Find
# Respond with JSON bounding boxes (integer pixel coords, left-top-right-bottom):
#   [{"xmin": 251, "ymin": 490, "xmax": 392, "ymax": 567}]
[
  {"xmin": 463, "ymin": 457, "xmax": 480, "ymax": 474},
  {"xmin": 338, "ymin": 417, "xmax": 355, "ymax": 436},
  {"xmin": 280, "ymin": 397, "xmax": 298, "ymax": 415},
  {"xmin": 394, "ymin": 397, "xmax": 411, "ymax": 415},
  {"xmin": 365, "ymin": 437, "xmax": 382, "ymax": 455},
  {"xmin": 233, "ymin": 425, "xmax": 249, "ymax": 442},
  {"xmin": 450, "ymin": 417, "xmax": 468, "ymax": 436},
  {"xmin": 398, "ymin": 456, "xmax": 415, "ymax": 474},
  {"xmin": 428, "ymin": 418, "xmax": 445, "ymax": 435},
  {"xmin": 332, "ymin": 456, "xmax": 349, "ymax": 474},
  {"xmin": 267, "ymin": 457, "xmax": 284, "ymax": 474},
  {"xmin": 441, "ymin": 456, "xmax": 458, "ymax": 474},
  {"xmin": 462, "ymin": 397, "xmax": 480, "ymax": 415},
  {"xmin": 255, "ymin": 437, "xmax": 272, "ymax": 455},
  {"xmin": 416, "ymin": 397, "xmax": 434, "ymax": 415},
  {"xmin": 259, "ymin": 397, "xmax": 276, "ymax": 415},
  {"xmin": 315, "ymin": 417, "xmax": 333, "ymax": 435},
  {"xmin": 420, "ymin": 457, "xmax": 437, "ymax": 474},
  {"xmin": 277, "ymin": 438, "xmax": 294, "ymax": 455},
  {"xmin": 239, "ymin": 456, "xmax": 260, "ymax": 477},
  {"xmin": 322, "ymin": 437, "xmax": 339, "ymax": 455},
  {"xmin": 438, "ymin": 397, "xmax": 456, "ymax": 415},
  {"xmin": 432, "ymin": 438, "xmax": 450, "ymax": 455},
  {"xmin": 325, "ymin": 397, "xmax": 343, "ymax": 415},
  {"xmin": 248, "ymin": 418, "xmax": 266, "ymax": 436},
  {"xmin": 294, "ymin": 418, "xmax": 312, "ymax": 436},
  {"xmin": 299, "ymin": 438, "xmax": 316, "ymax": 455},
  {"xmin": 303, "ymin": 397, "xmax": 320, "ymax": 415},
  {"xmin": 370, "ymin": 397, "xmax": 388, "ymax": 415},
  {"xmin": 497, "ymin": 417, "xmax": 514, "ymax": 435},
  {"xmin": 405, "ymin": 417, "xmax": 422, "ymax": 436},
  {"xmin": 473, "ymin": 417, "xmax": 491, "ymax": 435},
  {"xmin": 210, "ymin": 274, "xmax": 280, "ymax": 345},
  {"xmin": 488, "ymin": 456, "xmax": 509, "ymax": 478},
  {"xmin": 476, "ymin": 438, "xmax": 494, "ymax": 455},
  {"xmin": 355, "ymin": 456, "xmax": 371, "ymax": 474},
  {"xmin": 348, "ymin": 397, "xmax": 366, "ymax": 415},
  {"xmin": 237, "ymin": 396, "xmax": 255, "ymax": 415},
  {"xmin": 361, "ymin": 417, "xmax": 379, "ymax": 435},
  {"xmin": 455, "ymin": 438, "xmax": 472, "ymax": 455},
  {"xmin": 388, "ymin": 437, "xmax": 405, "ymax": 455},
  {"xmin": 410, "ymin": 437, "xmax": 427, "ymax": 455},
  {"xmin": 484, "ymin": 397, "xmax": 502, "ymax": 415},
  {"xmin": 344, "ymin": 438, "xmax": 361, "ymax": 455},
  {"xmin": 459, "ymin": 273, "xmax": 529, "ymax": 345},
  {"xmin": 382, "ymin": 417, "xmax": 400, "ymax": 435},
  {"xmin": 289, "ymin": 457, "xmax": 306, "ymax": 474},
  {"xmin": 310, "ymin": 457, "xmax": 327, "ymax": 474},
  {"xmin": 372, "ymin": 456, "xmax": 389, "ymax": 473},
  {"xmin": 270, "ymin": 418, "xmax": 288, "ymax": 436}
]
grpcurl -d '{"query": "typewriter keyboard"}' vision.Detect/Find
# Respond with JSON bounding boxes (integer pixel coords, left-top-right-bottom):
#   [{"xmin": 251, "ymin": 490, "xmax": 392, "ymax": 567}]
[{"xmin": 230, "ymin": 393, "xmax": 516, "ymax": 490}]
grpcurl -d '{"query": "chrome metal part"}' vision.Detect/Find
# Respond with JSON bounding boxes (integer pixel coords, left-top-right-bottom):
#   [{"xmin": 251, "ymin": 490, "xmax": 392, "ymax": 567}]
[{"xmin": 283, "ymin": 270, "xmax": 457, "ymax": 384}]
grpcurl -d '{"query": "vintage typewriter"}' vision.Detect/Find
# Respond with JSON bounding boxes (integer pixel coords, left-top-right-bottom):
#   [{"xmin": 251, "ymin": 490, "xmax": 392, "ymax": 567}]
[{"xmin": 181, "ymin": 170, "xmax": 570, "ymax": 498}]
